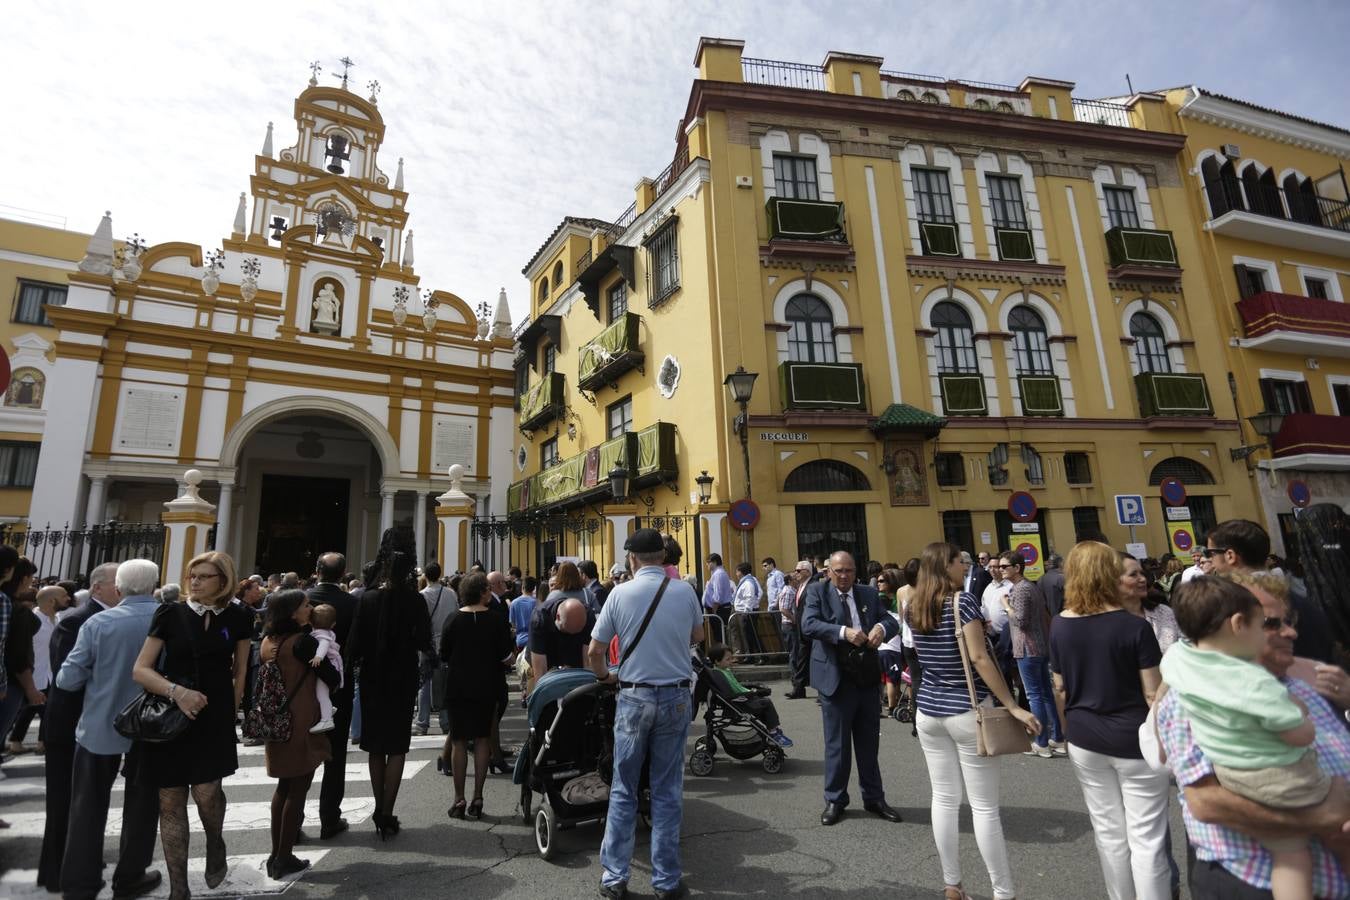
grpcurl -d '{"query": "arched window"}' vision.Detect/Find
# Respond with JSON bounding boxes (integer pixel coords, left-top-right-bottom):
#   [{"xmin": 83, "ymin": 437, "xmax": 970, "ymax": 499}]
[
  {"xmin": 972, "ymin": 98, "xmax": 991, "ymax": 111},
  {"xmin": 895, "ymin": 89, "xmax": 916, "ymax": 102},
  {"xmin": 1283, "ymin": 174, "xmax": 1321, "ymax": 226},
  {"xmin": 785, "ymin": 293, "xmax": 836, "ymax": 363},
  {"xmin": 1008, "ymin": 306, "xmax": 1052, "ymax": 374},
  {"xmin": 4, "ymin": 369, "xmax": 43, "ymax": 408},
  {"xmin": 784, "ymin": 459, "xmax": 871, "ymax": 492},
  {"xmin": 1129, "ymin": 312, "xmax": 1170, "ymax": 374},
  {"xmin": 537, "ymin": 277, "xmax": 549, "ymax": 303},
  {"xmin": 932, "ymin": 301, "xmax": 978, "ymax": 373},
  {"xmin": 1202, "ymin": 156, "xmax": 1243, "ymax": 217},
  {"xmin": 551, "ymin": 260, "xmax": 565, "ymax": 291},
  {"xmin": 920, "ymin": 91, "xmax": 940, "ymax": 104},
  {"xmin": 995, "ymin": 101, "xmax": 1015, "ymax": 114},
  {"xmin": 1148, "ymin": 457, "xmax": 1215, "ymax": 485}
]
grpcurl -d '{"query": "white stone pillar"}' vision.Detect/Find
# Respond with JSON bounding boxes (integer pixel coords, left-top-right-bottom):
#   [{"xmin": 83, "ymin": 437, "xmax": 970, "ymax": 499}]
[
  {"xmin": 703, "ymin": 512, "xmax": 727, "ymax": 560},
  {"xmin": 84, "ymin": 476, "xmax": 107, "ymax": 527},
  {"xmin": 379, "ymin": 488, "xmax": 395, "ymax": 535},
  {"xmin": 162, "ymin": 469, "xmax": 216, "ymax": 587},
  {"xmin": 414, "ymin": 491, "xmax": 428, "ymax": 564},
  {"xmin": 215, "ymin": 483, "xmax": 234, "ymax": 555},
  {"xmin": 435, "ymin": 466, "xmax": 474, "ymax": 574},
  {"xmin": 606, "ymin": 513, "xmax": 636, "ymax": 566}
]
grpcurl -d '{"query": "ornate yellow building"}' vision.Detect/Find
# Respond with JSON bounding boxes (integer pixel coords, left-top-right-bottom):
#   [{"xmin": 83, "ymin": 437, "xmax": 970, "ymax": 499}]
[
  {"xmin": 27, "ymin": 68, "xmax": 516, "ymax": 577},
  {"xmin": 504, "ymin": 38, "xmax": 1269, "ymax": 578}
]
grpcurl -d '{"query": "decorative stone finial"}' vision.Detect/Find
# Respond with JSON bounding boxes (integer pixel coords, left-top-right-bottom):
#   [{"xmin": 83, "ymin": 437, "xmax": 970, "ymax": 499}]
[
  {"xmin": 308, "ymin": 61, "xmax": 321, "ymax": 87},
  {"xmin": 232, "ymin": 192, "xmax": 247, "ymax": 236},
  {"xmin": 492, "ymin": 286, "xmax": 512, "ymax": 338},
  {"xmin": 403, "ymin": 229, "xmax": 415, "ymax": 268},
  {"xmin": 78, "ymin": 210, "xmax": 116, "ymax": 275},
  {"xmin": 394, "ymin": 157, "xmax": 404, "ymax": 192},
  {"xmin": 261, "ymin": 121, "xmax": 274, "ymax": 159},
  {"xmin": 183, "ymin": 469, "xmax": 203, "ymax": 496}
]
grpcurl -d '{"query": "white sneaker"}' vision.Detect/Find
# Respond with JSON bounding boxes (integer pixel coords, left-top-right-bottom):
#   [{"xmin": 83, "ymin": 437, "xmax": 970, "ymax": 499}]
[
  {"xmin": 1049, "ymin": 740, "xmax": 1069, "ymax": 757},
  {"xmin": 310, "ymin": 719, "xmax": 335, "ymax": 734}
]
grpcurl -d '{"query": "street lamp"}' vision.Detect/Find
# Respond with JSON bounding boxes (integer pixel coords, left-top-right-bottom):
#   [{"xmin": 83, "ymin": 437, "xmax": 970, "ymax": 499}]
[
  {"xmin": 693, "ymin": 470, "xmax": 714, "ymax": 594},
  {"xmin": 695, "ymin": 470, "xmax": 714, "ymax": 504},
  {"xmin": 608, "ymin": 465, "xmax": 630, "ymax": 501},
  {"xmin": 723, "ymin": 366, "xmax": 758, "ymax": 500},
  {"xmin": 1230, "ymin": 409, "xmax": 1287, "ymax": 462}
]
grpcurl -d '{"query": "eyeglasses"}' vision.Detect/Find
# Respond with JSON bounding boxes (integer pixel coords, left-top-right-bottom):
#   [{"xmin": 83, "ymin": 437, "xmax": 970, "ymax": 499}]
[
  {"xmin": 1201, "ymin": 547, "xmax": 1229, "ymax": 559},
  {"xmin": 1262, "ymin": 612, "xmax": 1299, "ymax": 631},
  {"xmin": 188, "ymin": 572, "xmax": 221, "ymax": 582}
]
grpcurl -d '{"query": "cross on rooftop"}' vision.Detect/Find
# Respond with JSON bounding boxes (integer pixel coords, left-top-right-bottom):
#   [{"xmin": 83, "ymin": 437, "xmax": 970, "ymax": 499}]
[{"xmin": 334, "ymin": 56, "xmax": 355, "ymax": 90}]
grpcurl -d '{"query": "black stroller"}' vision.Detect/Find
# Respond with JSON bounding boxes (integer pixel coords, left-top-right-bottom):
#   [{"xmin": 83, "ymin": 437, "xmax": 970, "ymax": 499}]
[
  {"xmin": 688, "ymin": 650, "xmax": 786, "ymax": 776},
  {"xmin": 514, "ymin": 668, "xmax": 649, "ymax": 859}
]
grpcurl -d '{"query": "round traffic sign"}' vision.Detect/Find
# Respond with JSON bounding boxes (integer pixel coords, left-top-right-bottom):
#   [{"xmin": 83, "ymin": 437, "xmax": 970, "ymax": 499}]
[
  {"xmin": 729, "ymin": 498, "xmax": 760, "ymax": 531},
  {"xmin": 1160, "ymin": 478, "xmax": 1188, "ymax": 506},
  {"xmin": 1287, "ymin": 479, "xmax": 1312, "ymax": 509},
  {"xmin": 1008, "ymin": 491, "xmax": 1038, "ymax": 523},
  {"xmin": 1014, "ymin": 541, "xmax": 1040, "ymax": 567},
  {"xmin": 1172, "ymin": 528, "xmax": 1194, "ymax": 552}
]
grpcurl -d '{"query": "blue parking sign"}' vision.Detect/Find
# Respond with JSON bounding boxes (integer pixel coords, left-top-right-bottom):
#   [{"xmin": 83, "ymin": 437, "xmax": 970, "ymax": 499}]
[{"xmin": 1115, "ymin": 495, "xmax": 1147, "ymax": 526}]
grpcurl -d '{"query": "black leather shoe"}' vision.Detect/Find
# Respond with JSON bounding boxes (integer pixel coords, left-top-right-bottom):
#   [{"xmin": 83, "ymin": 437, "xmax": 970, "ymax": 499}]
[
  {"xmin": 320, "ymin": 817, "xmax": 349, "ymax": 839},
  {"xmin": 783, "ymin": 688, "xmax": 806, "ymax": 699},
  {"xmin": 655, "ymin": 881, "xmax": 688, "ymax": 900},
  {"xmin": 863, "ymin": 800, "xmax": 903, "ymax": 822},
  {"xmin": 820, "ymin": 802, "xmax": 845, "ymax": 826},
  {"xmin": 112, "ymin": 871, "xmax": 161, "ymax": 900},
  {"xmin": 596, "ymin": 882, "xmax": 628, "ymax": 899}
]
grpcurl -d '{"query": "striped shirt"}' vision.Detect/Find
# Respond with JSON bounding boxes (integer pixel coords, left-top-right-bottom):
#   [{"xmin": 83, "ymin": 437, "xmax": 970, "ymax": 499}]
[
  {"xmin": 1158, "ymin": 679, "xmax": 1350, "ymax": 895},
  {"xmin": 911, "ymin": 592, "xmax": 990, "ymax": 717}
]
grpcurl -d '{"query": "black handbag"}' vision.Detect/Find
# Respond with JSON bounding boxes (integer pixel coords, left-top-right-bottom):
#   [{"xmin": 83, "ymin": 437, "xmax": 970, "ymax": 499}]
[{"xmin": 114, "ymin": 604, "xmax": 200, "ymax": 744}]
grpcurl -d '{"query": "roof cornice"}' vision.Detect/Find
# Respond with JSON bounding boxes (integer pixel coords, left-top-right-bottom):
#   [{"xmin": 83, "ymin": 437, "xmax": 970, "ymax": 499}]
[
  {"xmin": 686, "ymin": 81, "xmax": 1188, "ymax": 155},
  {"xmin": 1178, "ymin": 88, "xmax": 1350, "ymax": 159}
]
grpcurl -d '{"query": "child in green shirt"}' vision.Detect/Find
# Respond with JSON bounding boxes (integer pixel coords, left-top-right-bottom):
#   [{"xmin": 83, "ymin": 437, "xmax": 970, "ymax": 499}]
[
  {"xmin": 1163, "ymin": 576, "xmax": 1328, "ymax": 900},
  {"xmin": 710, "ymin": 644, "xmax": 792, "ymax": 748}
]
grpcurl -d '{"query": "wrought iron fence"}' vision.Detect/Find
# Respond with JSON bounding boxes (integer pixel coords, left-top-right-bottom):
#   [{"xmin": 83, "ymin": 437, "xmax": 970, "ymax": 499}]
[
  {"xmin": 1203, "ymin": 177, "xmax": 1350, "ymax": 232},
  {"xmin": 0, "ymin": 521, "xmax": 168, "ymax": 583},
  {"xmin": 1071, "ymin": 98, "xmax": 1132, "ymax": 128},
  {"xmin": 634, "ymin": 508, "xmax": 703, "ymax": 591},
  {"xmin": 741, "ymin": 57, "xmax": 826, "ymax": 91}
]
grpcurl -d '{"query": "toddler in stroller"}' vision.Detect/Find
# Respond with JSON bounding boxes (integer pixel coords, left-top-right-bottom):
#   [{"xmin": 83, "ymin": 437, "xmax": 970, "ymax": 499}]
[{"xmin": 688, "ymin": 646, "xmax": 790, "ymax": 776}]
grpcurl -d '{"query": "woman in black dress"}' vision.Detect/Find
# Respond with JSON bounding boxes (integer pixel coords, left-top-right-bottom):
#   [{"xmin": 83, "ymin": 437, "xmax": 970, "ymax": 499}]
[
  {"xmin": 346, "ymin": 528, "xmax": 431, "ymax": 837},
  {"xmin": 131, "ymin": 551, "xmax": 252, "ymax": 899},
  {"xmin": 440, "ymin": 573, "xmax": 514, "ymax": 819}
]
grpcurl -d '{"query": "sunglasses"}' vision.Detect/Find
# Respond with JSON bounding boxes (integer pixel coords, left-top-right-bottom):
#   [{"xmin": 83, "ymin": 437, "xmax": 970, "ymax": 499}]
[
  {"xmin": 1201, "ymin": 547, "xmax": 1229, "ymax": 559},
  {"xmin": 1262, "ymin": 612, "xmax": 1299, "ymax": 631}
]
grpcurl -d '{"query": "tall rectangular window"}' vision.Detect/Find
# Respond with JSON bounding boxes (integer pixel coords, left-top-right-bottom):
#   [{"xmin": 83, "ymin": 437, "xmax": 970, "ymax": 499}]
[
  {"xmin": 1306, "ymin": 277, "xmax": 1330, "ymax": 300},
  {"xmin": 542, "ymin": 344, "xmax": 556, "ymax": 374},
  {"xmin": 1072, "ymin": 506, "xmax": 1102, "ymax": 542},
  {"xmin": 773, "ymin": 154, "xmax": 819, "ymax": 200},
  {"xmin": 934, "ymin": 452, "xmax": 966, "ymax": 487},
  {"xmin": 1235, "ymin": 264, "xmax": 1268, "ymax": 299},
  {"xmin": 1064, "ymin": 452, "xmax": 1092, "ymax": 484},
  {"xmin": 941, "ymin": 510, "xmax": 975, "ymax": 556},
  {"xmin": 1104, "ymin": 187, "xmax": 1141, "ymax": 229},
  {"xmin": 913, "ymin": 168, "xmax": 955, "ymax": 224},
  {"xmin": 607, "ymin": 281, "xmax": 628, "ymax": 322},
  {"xmin": 986, "ymin": 176, "xmax": 1027, "ymax": 229},
  {"xmin": 1259, "ymin": 378, "xmax": 1313, "ymax": 415},
  {"xmin": 540, "ymin": 437, "xmax": 559, "ymax": 470},
  {"xmin": 645, "ymin": 219, "xmax": 680, "ymax": 307},
  {"xmin": 606, "ymin": 395, "xmax": 633, "ymax": 439},
  {"xmin": 0, "ymin": 441, "xmax": 40, "ymax": 488},
  {"xmin": 13, "ymin": 280, "xmax": 66, "ymax": 326}
]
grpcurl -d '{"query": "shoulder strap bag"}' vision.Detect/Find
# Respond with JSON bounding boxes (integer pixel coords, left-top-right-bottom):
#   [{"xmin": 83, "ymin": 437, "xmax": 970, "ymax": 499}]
[
  {"xmin": 952, "ymin": 594, "xmax": 1031, "ymax": 757},
  {"xmin": 618, "ymin": 577, "xmax": 670, "ymax": 669},
  {"xmin": 114, "ymin": 603, "xmax": 201, "ymax": 743}
]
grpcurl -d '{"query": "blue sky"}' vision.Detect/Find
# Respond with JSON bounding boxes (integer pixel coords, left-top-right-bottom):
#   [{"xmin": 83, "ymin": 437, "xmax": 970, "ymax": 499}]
[{"xmin": 4, "ymin": 0, "xmax": 1348, "ymax": 324}]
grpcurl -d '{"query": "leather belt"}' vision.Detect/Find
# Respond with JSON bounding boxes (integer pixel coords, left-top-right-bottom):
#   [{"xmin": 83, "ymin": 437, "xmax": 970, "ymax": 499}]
[{"xmin": 618, "ymin": 680, "xmax": 691, "ymax": 689}]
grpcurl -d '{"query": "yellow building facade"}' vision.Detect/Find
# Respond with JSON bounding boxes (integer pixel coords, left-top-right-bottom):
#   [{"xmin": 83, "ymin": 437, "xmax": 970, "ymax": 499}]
[
  {"xmin": 1152, "ymin": 87, "xmax": 1350, "ymax": 557},
  {"xmin": 504, "ymin": 39, "xmax": 1266, "ymax": 579}
]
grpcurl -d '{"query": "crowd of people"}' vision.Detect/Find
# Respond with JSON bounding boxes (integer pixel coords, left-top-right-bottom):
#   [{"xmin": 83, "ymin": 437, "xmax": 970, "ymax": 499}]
[{"xmin": 0, "ymin": 513, "xmax": 1346, "ymax": 899}]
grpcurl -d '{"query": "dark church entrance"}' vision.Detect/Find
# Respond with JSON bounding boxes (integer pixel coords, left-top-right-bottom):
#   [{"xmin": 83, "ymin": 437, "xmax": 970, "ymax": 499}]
[{"xmin": 255, "ymin": 474, "xmax": 349, "ymax": 576}]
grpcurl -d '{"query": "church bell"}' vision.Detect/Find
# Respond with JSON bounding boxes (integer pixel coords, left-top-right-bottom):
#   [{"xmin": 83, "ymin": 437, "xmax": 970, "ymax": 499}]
[{"xmin": 324, "ymin": 134, "xmax": 350, "ymax": 174}]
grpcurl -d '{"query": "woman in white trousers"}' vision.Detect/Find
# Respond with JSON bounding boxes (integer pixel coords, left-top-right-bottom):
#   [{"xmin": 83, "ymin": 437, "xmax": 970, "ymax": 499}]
[{"xmin": 1050, "ymin": 542, "xmax": 1170, "ymax": 900}]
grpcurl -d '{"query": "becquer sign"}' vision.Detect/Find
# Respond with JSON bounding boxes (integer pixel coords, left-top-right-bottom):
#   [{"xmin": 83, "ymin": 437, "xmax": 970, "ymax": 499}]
[{"xmin": 758, "ymin": 431, "xmax": 810, "ymax": 442}]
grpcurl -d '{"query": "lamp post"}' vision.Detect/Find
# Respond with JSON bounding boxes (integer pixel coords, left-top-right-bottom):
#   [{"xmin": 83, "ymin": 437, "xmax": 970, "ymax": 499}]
[
  {"xmin": 723, "ymin": 365, "xmax": 758, "ymax": 562},
  {"xmin": 694, "ymin": 470, "xmax": 714, "ymax": 593},
  {"xmin": 1230, "ymin": 409, "xmax": 1287, "ymax": 462}
]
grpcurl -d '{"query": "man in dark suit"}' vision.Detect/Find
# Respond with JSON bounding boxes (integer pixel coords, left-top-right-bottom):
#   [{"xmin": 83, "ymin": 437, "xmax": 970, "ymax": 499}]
[
  {"xmin": 306, "ymin": 552, "xmax": 357, "ymax": 840},
  {"xmin": 801, "ymin": 551, "xmax": 902, "ymax": 826},
  {"xmin": 965, "ymin": 550, "xmax": 992, "ymax": 603},
  {"xmin": 37, "ymin": 560, "xmax": 117, "ymax": 891}
]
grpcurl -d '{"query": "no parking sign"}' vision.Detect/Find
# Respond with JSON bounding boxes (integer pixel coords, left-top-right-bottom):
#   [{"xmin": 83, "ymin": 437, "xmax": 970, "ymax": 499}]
[
  {"xmin": 1168, "ymin": 521, "xmax": 1196, "ymax": 556},
  {"xmin": 1014, "ymin": 536, "xmax": 1044, "ymax": 580}
]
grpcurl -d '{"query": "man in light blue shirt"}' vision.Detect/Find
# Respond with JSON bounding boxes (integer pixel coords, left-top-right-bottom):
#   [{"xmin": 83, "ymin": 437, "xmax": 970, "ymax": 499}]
[
  {"xmin": 589, "ymin": 528, "xmax": 703, "ymax": 900},
  {"xmin": 55, "ymin": 559, "xmax": 163, "ymax": 900},
  {"xmin": 701, "ymin": 552, "xmax": 733, "ymax": 646}
]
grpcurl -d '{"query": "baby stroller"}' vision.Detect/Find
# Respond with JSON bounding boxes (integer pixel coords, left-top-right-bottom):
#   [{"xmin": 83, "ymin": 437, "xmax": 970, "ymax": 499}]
[
  {"xmin": 688, "ymin": 650, "xmax": 786, "ymax": 776},
  {"xmin": 514, "ymin": 668, "xmax": 649, "ymax": 860}
]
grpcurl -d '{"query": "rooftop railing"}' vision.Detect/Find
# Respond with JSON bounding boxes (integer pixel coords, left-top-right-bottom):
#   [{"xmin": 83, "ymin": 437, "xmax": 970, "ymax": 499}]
[
  {"xmin": 1071, "ymin": 98, "xmax": 1132, "ymax": 128},
  {"xmin": 741, "ymin": 57, "xmax": 827, "ymax": 90}
]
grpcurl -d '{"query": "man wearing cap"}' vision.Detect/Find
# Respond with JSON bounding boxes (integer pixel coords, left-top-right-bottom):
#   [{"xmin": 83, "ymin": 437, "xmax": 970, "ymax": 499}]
[{"xmin": 588, "ymin": 528, "xmax": 704, "ymax": 900}]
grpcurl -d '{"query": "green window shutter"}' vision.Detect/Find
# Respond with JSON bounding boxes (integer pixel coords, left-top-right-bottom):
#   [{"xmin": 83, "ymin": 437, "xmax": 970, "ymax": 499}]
[
  {"xmin": 996, "ymin": 228, "xmax": 1034, "ymax": 261},
  {"xmin": 920, "ymin": 222, "xmax": 961, "ymax": 256},
  {"xmin": 1018, "ymin": 375, "xmax": 1063, "ymax": 416},
  {"xmin": 780, "ymin": 362, "xmax": 866, "ymax": 410},
  {"xmin": 940, "ymin": 374, "xmax": 987, "ymax": 415},
  {"xmin": 1136, "ymin": 373, "xmax": 1212, "ymax": 417}
]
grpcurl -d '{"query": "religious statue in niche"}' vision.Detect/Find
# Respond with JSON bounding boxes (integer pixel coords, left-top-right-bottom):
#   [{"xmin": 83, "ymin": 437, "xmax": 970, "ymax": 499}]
[
  {"xmin": 4, "ymin": 369, "xmax": 44, "ymax": 408},
  {"xmin": 886, "ymin": 440, "xmax": 929, "ymax": 507},
  {"xmin": 312, "ymin": 280, "xmax": 342, "ymax": 334}
]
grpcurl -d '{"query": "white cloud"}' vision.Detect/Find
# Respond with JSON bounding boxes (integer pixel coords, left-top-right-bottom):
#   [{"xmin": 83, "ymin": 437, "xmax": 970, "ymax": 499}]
[{"xmin": 3, "ymin": 0, "xmax": 1347, "ymax": 324}]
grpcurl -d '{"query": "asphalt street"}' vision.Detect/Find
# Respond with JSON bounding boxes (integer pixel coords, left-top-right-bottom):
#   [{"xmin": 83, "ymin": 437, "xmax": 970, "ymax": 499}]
[{"xmin": 1, "ymin": 679, "xmax": 1191, "ymax": 899}]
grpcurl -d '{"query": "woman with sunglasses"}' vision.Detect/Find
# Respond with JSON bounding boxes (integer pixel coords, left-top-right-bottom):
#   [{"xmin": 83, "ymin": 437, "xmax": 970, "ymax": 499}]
[{"xmin": 131, "ymin": 551, "xmax": 252, "ymax": 898}]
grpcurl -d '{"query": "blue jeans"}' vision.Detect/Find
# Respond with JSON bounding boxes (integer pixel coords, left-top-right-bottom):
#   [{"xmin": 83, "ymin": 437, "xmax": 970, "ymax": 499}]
[
  {"xmin": 1016, "ymin": 656, "xmax": 1062, "ymax": 746},
  {"xmin": 417, "ymin": 657, "xmax": 449, "ymax": 732},
  {"xmin": 600, "ymin": 685, "xmax": 691, "ymax": 891}
]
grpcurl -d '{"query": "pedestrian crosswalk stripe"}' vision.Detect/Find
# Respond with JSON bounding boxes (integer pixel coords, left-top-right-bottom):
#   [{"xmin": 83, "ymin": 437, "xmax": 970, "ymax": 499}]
[
  {"xmin": 3, "ymin": 797, "xmax": 376, "ymax": 839},
  {"xmin": 233, "ymin": 733, "xmax": 448, "ymax": 757},
  {"xmin": 2, "ymin": 851, "xmax": 330, "ymax": 898},
  {"xmin": 0, "ymin": 761, "xmax": 428, "ymax": 799}
]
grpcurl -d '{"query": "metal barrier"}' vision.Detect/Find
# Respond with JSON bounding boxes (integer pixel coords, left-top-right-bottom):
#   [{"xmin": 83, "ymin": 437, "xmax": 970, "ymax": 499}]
[{"xmin": 725, "ymin": 610, "xmax": 789, "ymax": 664}]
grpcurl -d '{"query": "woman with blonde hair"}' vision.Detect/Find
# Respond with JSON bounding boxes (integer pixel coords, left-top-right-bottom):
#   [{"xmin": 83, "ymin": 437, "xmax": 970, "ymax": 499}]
[
  {"xmin": 131, "ymin": 551, "xmax": 253, "ymax": 898},
  {"xmin": 909, "ymin": 542, "xmax": 1040, "ymax": 900},
  {"xmin": 1049, "ymin": 542, "xmax": 1169, "ymax": 900}
]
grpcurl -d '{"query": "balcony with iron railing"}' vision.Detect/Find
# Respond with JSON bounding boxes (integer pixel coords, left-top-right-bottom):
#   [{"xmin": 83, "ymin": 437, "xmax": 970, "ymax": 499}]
[
  {"xmin": 1236, "ymin": 290, "xmax": 1350, "ymax": 357},
  {"xmin": 1203, "ymin": 177, "xmax": 1350, "ymax": 257},
  {"xmin": 506, "ymin": 422, "xmax": 678, "ymax": 514},
  {"xmin": 519, "ymin": 371, "xmax": 565, "ymax": 433},
  {"xmin": 578, "ymin": 312, "xmax": 644, "ymax": 391},
  {"xmin": 1104, "ymin": 225, "xmax": 1181, "ymax": 282}
]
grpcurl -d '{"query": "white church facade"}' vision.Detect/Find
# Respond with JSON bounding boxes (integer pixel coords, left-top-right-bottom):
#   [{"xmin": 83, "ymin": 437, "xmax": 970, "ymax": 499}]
[{"xmin": 29, "ymin": 72, "xmax": 516, "ymax": 576}]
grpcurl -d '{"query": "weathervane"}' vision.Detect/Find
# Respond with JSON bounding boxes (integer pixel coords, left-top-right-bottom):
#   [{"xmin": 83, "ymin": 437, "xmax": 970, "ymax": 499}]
[
  {"xmin": 367, "ymin": 80, "xmax": 381, "ymax": 103},
  {"xmin": 308, "ymin": 60, "xmax": 322, "ymax": 86},
  {"xmin": 334, "ymin": 56, "xmax": 355, "ymax": 90}
]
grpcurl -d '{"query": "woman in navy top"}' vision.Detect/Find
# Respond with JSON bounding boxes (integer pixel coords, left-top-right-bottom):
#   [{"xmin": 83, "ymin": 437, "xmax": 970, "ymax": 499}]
[
  {"xmin": 909, "ymin": 542, "xmax": 1040, "ymax": 900},
  {"xmin": 1049, "ymin": 541, "xmax": 1167, "ymax": 900}
]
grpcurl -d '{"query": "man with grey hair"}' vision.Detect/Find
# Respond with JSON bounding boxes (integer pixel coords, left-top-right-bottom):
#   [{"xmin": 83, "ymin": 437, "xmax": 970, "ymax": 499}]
[
  {"xmin": 281, "ymin": 572, "xmax": 300, "ymax": 589},
  {"xmin": 55, "ymin": 559, "xmax": 162, "ymax": 899},
  {"xmin": 158, "ymin": 583, "xmax": 181, "ymax": 604},
  {"xmin": 38, "ymin": 561, "xmax": 117, "ymax": 888}
]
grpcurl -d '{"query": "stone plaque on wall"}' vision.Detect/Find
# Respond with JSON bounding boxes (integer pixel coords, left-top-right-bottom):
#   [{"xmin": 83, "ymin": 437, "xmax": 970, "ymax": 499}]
[
  {"xmin": 885, "ymin": 439, "xmax": 929, "ymax": 507},
  {"xmin": 118, "ymin": 388, "xmax": 182, "ymax": 451},
  {"xmin": 432, "ymin": 418, "xmax": 475, "ymax": 473}
]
